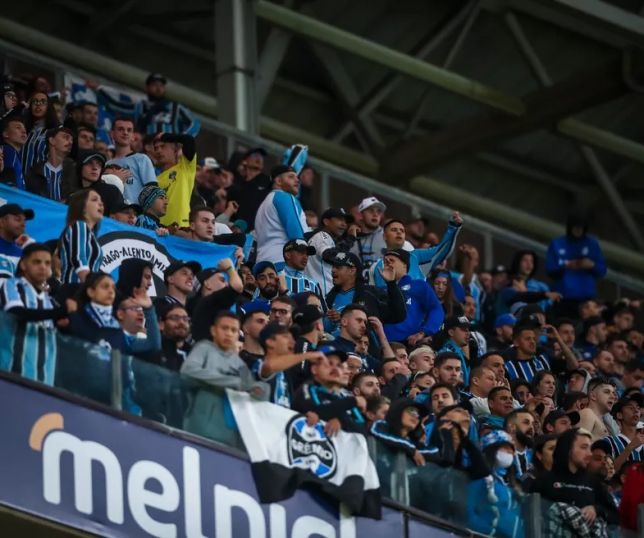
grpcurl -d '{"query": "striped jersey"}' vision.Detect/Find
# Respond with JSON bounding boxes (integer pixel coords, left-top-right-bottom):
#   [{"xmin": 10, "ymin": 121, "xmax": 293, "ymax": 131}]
[
  {"xmin": 43, "ymin": 162, "xmax": 63, "ymax": 201},
  {"xmin": 603, "ymin": 434, "xmax": 643, "ymax": 463},
  {"xmin": 0, "ymin": 277, "xmax": 57, "ymax": 384},
  {"xmin": 59, "ymin": 221, "xmax": 104, "ymax": 284},
  {"xmin": 135, "ymin": 99, "xmax": 201, "ymax": 137},
  {"xmin": 504, "ymin": 354, "xmax": 550, "ymax": 382},
  {"xmin": 20, "ymin": 126, "xmax": 47, "ymax": 177},
  {"xmin": 136, "ymin": 213, "xmax": 162, "ymax": 231},
  {"xmin": 282, "ymin": 266, "xmax": 324, "ymax": 303}
]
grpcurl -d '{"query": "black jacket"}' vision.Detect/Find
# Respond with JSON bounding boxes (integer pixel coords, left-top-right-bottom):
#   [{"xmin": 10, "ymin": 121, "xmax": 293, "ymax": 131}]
[
  {"xmin": 26, "ymin": 159, "xmax": 80, "ymax": 202},
  {"xmin": 326, "ymin": 280, "xmax": 406, "ymax": 325},
  {"xmin": 533, "ymin": 429, "xmax": 618, "ymax": 524}
]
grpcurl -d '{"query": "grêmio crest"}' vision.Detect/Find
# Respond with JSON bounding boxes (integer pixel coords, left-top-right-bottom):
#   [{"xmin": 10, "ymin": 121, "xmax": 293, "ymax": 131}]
[{"xmin": 286, "ymin": 416, "xmax": 337, "ymax": 479}]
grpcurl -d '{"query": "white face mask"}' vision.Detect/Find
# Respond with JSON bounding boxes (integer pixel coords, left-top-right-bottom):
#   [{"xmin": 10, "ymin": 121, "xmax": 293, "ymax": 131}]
[{"xmin": 496, "ymin": 451, "xmax": 514, "ymax": 468}]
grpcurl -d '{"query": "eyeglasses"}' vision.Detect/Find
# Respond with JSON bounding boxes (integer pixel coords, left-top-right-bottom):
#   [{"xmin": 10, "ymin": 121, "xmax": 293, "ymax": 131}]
[
  {"xmin": 31, "ymin": 98, "xmax": 47, "ymax": 106},
  {"xmin": 165, "ymin": 315, "xmax": 190, "ymax": 323},
  {"xmin": 120, "ymin": 305, "xmax": 143, "ymax": 312}
]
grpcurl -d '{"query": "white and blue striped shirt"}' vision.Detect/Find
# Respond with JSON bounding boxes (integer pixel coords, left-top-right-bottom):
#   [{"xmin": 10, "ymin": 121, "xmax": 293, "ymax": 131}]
[
  {"xmin": 505, "ymin": 354, "xmax": 550, "ymax": 382},
  {"xmin": 43, "ymin": 162, "xmax": 63, "ymax": 201},
  {"xmin": 603, "ymin": 433, "xmax": 643, "ymax": 463}
]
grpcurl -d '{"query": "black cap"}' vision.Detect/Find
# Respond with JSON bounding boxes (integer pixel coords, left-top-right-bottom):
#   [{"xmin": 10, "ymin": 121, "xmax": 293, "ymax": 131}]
[
  {"xmin": 544, "ymin": 409, "xmax": 580, "ymax": 428},
  {"xmin": 444, "ymin": 315, "xmax": 471, "ymax": 331},
  {"xmin": 241, "ymin": 147, "xmax": 267, "ymax": 160},
  {"xmin": 1, "ymin": 81, "xmax": 14, "ymax": 93},
  {"xmin": 321, "ymin": 207, "xmax": 353, "ymax": 222},
  {"xmin": 110, "ymin": 202, "xmax": 142, "ymax": 216},
  {"xmin": 0, "ymin": 203, "xmax": 34, "ymax": 220},
  {"xmin": 164, "ymin": 260, "xmax": 202, "ymax": 282},
  {"xmin": 78, "ymin": 151, "xmax": 106, "ymax": 166},
  {"xmin": 384, "ymin": 248, "xmax": 410, "ymax": 268},
  {"xmin": 519, "ymin": 303, "xmax": 545, "ymax": 317},
  {"xmin": 45, "ymin": 125, "xmax": 73, "ymax": 140},
  {"xmin": 292, "ymin": 304, "xmax": 323, "ymax": 326},
  {"xmin": 259, "ymin": 321, "xmax": 291, "ymax": 347},
  {"xmin": 583, "ymin": 316, "xmax": 605, "ymax": 333},
  {"xmin": 611, "ymin": 393, "xmax": 643, "ymax": 418},
  {"xmin": 252, "ymin": 260, "xmax": 277, "ymax": 277},
  {"xmin": 146, "ymin": 73, "xmax": 167, "ymax": 85},
  {"xmin": 490, "ymin": 265, "xmax": 508, "ymax": 275},
  {"xmin": 318, "ymin": 344, "xmax": 348, "ymax": 362},
  {"xmin": 271, "ymin": 165, "xmax": 296, "ymax": 181},
  {"xmin": 329, "ymin": 251, "xmax": 361, "ymax": 269},
  {"xmin": 195, "ymin": 268, "xmax": 219, "ymax": 285},
  {"xmin": 283, "ymin": 239, "xmax": 316, "ymax": 255}
]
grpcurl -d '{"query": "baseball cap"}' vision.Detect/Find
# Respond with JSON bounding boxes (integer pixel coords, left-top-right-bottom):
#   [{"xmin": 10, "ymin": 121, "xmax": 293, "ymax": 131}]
[
  {"xmin": 494, "ymin": 313, "xmax": 516, "ymax": 329},
  {"xmin": 490, "ymin": 265, "xmax": 508, "ymax": 276},
  {"xmin": 239, "ymin": 300, "xmax": 271, "ymax": 321},
  {"xmin": 328, "ymin": 251, "xmax": 361, "ymax": 269},
  {"xmin": 78, "ymin": 151, "xmax": 106, "ymax": 166},
  {"xmin": 611, "ymin": 393, "xmax": 644, "ymax": 418},
  {"xmin": 270, "ymin": 164, "xmax": 296, "ymax": 181},
  {"xmin": 318, "ymin": 344, "xmax": 348, "ymax": 362},
  {"xmin": 283, "ymin": 239, "xmax": 316, "ymax": 255},
  {"xmin": 252, "ymin": 261, "xmax": 277, "ymax": 277},
  {"xmin": 358, "ymin": 196, "xmax": 386, "ymax": 213},
  {"xmin": 164, "ymin": 260, "xmax": 202, "ymax": 282},
  {"xmin": 444, "ymin": 315, "xmax": 471, "ymax": 331},
  {"xmin": 200, "ymin": 157, "xmax": 221, "ymax": 171},
  {"xmin": 384, "ymin": 248, "xmax": 410, "ymax": 267},
  {"xmin": 0, "ymin": 203, "xmax": 34, "ymax": 220},
  {"xmin": 110, "ymin": 202, "xmax": 142, "ymax": 215},
  {"xmin": 232, "ymin": 219, "xmax": 248, "ymax": 234},
  {"xmin": 46, "ymin": 125, "xmax": 73, "ymax": 139},
  {"xmin": 259, "ymin": 321, "xmax": 292, "ymax": 347},
  {"xmin": 480, "ymin": 430, "xmax": 513, "ymax": 451},
  {"xmin": 321, "ymin": 207, "xmax": 353, "ymax": 222},
  {"xmin": 519, "ymin": 304, "xmax": 545, "ymax": 317},
  {"xmin": 544, "ymin": 409, "xmax": 580, "ymax": 428},
  {"xmin": 146, "ymin": 73, "xmax": 167, "ymax": 85},
  {"xmin": 292, "ymin": 304, "xmax": 323, "ymax": 326}
]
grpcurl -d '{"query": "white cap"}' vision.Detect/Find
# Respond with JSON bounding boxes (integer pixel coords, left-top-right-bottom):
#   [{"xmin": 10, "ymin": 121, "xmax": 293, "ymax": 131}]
[
  {"xmin": 202, "ymin": 157, "xmax": 221, "ymax": 170},
  {"xmin": 101, "ymin": 174, "xmax": 124, "ymax": 195},
  {"xmin": 358, "ymin": 196, "xmax": 386, "ymax": 213}
]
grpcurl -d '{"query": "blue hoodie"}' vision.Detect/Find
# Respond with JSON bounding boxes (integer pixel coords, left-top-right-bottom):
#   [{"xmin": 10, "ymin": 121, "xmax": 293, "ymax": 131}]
[
  {"xmin": 545, "ymin": 234, "xmax": 606, "ymax": 301},
  {"xmin": 467, "ymin": 471, "xmax": 524, "ymax": 538},
  {"xmin": 384, "ymin": 275, "xmax": 444, "ymax": 342}
]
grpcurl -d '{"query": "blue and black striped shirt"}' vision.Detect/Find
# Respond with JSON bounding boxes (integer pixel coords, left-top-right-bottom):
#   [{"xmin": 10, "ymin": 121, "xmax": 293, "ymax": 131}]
[
  {"xmin": 59, "ymin": 221, "xmax": 104, "ymax": 284},
  {"xmin": 0, "ymin": 277, "xmax": 57, "ymax": 384},
  {"xmin": 43, "ymin": 162, "xmax": 63, "ymax": 201},
  {"xmin": 20, "ymin": 126, "xmax": 47, "ymax": 178},
  {"xmin": 505, "ymin": 354, "xmax": 550, "ymax": 383}
]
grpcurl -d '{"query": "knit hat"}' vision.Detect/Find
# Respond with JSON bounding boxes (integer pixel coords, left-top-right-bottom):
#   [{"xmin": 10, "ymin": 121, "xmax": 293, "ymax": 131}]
[
  {"xmin": 480, "ymin": 430, "xmax": 513, "ymax": 451},
  {"xmin": 138, "ymin": 185, "xmax": 166, "ymax": 212}
]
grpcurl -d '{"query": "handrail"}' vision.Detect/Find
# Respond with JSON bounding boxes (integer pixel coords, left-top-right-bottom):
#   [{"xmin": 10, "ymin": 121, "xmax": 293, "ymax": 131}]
[{"xmin": 0, "ymin": 20, "xmax": 643, "ymax": 293}]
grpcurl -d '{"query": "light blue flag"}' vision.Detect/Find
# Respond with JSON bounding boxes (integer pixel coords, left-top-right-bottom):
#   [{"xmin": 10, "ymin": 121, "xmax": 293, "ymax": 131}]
[{"xmin": 0, "ymin": 184, "xmax": 236, "ymax": 296}]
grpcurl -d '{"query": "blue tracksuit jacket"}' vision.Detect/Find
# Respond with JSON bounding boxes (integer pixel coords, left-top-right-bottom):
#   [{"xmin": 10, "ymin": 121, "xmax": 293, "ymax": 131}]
[
  {"xmin": 545, "ymin": 234, "xmax": 606, "ymax": 300},
  {"xmin": 384, "ymin": 275, "xmax": 444, "ymax": 342}
]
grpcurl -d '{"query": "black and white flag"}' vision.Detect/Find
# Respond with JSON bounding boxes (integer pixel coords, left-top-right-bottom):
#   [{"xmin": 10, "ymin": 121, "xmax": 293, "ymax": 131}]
[{"xmin": 227, "ymin": 390, "xmax": 381, "ymax": 519}]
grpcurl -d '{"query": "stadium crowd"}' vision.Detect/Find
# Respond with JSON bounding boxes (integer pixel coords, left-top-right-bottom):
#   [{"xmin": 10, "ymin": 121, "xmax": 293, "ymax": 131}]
[{"xmin": 0, "ymin": 70, "xmax": 643, "ymax": 538}]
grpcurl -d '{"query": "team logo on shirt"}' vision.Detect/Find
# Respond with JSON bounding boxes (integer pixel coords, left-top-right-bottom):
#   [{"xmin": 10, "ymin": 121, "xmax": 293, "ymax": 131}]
[{"xmin": 286, "ymin": 416, "xmax": 337, "ymax": 479}]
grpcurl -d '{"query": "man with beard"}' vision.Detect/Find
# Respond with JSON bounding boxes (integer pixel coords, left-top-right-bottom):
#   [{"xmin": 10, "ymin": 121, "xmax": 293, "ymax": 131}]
[
  {"xmin": 306, "ymin": 207, "xmax": 357, "ymax": 298},
  {"xmin": 156, "ymin": 304, "xmax": 192, "ymax": 371},
  {"xmin": 534, "ymin": 428, "xmax": 618, "ymax": 530},
  {"xmin": 503, "ymin": 323, "xmax": 550, "ymax": 383},
  {"xmin": 293, "ymin": 346, "xmax": 367, "ymax": 435},
  {"xmin": 251, "ymin": 261, "xmax": 286, "ymax": 303},
  {"xmin": 355, "ymin": 196, "xmax": 387, "ymax": 272},
  {"xmin": 238, "ymin": 300, "xmax": 270, "ymax": 367},
  {"xmin": 254, "ymin": 165, "xmax": 309, "ymax": 267},
  {"xmin": 504, "ymin": 409, "xmax": 536, "ymax": 478},
  {"xmin": 134, "ymin": 73, "xmax": 200, "ymax": 136}
]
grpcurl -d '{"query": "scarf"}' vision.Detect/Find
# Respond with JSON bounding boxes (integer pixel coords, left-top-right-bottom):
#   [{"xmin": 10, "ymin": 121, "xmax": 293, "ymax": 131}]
[{"xmin": 86, "ymin": 303, "xmax": 120, "ymax": 329}]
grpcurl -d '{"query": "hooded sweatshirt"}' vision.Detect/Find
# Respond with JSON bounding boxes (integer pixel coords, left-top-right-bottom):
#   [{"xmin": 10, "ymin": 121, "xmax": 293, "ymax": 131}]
[
  {"xmin": 545, "ymin": 216, "xmax": 606, "ymax": 301},
  {"xmin": 532, "ymin": 429, "xmax": 618, "ymax": 524},
  {"xmin": 384, "ymin": 274, "xmax": 444, "ymax": 343}
]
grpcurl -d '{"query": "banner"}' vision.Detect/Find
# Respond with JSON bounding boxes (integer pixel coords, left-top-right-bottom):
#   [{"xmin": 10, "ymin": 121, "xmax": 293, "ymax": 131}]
[
  {"xmin": 227, "ymin": 389, "xmax": 381, "ymax": 519},
  {"xmin": 0, "ymin": 185, "xmax": 236, "ymax": 295},
  {"xmin": 0, "ymin": 375, "xmax": 406, "ymax": 537}
]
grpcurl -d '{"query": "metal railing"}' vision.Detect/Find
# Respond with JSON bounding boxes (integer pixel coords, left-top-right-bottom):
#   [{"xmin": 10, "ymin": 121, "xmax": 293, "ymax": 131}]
[{"xmin": 1, "ymin": 20, "xmax": 643, "ymax": 296}]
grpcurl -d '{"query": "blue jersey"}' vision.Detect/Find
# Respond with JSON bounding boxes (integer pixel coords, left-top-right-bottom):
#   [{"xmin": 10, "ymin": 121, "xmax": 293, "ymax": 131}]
[
  {"xmin": 0, "ymin": 277, "xmax": 57, "ymax": 384},
  {"xmin": 282, "ymin": 266, "xmax": 324, "ymax": 303},
  {"xmin": 2, "ymin": 144, "xmax": 25, "ymax": 189},
  {"xmin": 504, "ymin": 354, "xmax": 550, "ymax": 383},
  {"xmin": 134, "ymin": 99, "xmax": 200, "ymax": 137},
  {"xmin": 20, "ymin": 126, "xmax": 47, "ymax": 178},
  {"xmin": 106, "ymin": 153, "xmax": 157, "ymax": 205},
  {"xmin": 603, "ymin": 434, "xmax": 643, "ymax": 463},
  {"xmin": 59, "ymin": 221, "xmax": 104, "ymax": 284},
  {"xmin": 135, "ymin": 213, "xmax": 162, "ymax": 231},
  {"xmin": 43, "ymin": 162, "xmax": 63, "ymax": 201}
]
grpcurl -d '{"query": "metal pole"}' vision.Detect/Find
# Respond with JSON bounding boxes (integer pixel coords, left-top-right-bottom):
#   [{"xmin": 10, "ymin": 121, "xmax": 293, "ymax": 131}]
[
  {"xmin": 110, "ymin": 349, "xmax": 123, "ymax": 411},
  {"xmin": 483, "ymin": 231, "xmax": 494, "ymax": 270},
  {"xmin": 320, "ymin": 172, "xmax": 330, "ymax": 211},
  {"xmin": 254, "ymin": 0, "xmax": 525, "ymax": 116},
  {"xmin": 638, "ymin": 503, "xmax": 644, "ymax": 536},
  {"xmin": 523, "ymin": 493, "xmax": 542, "ymax": 538}
]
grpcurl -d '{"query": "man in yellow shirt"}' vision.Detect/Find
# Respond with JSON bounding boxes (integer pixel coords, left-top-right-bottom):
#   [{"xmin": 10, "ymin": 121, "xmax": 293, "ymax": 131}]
[{"xmin": 154, "ymin": 133, "xmax": 196, "ymax": 228}]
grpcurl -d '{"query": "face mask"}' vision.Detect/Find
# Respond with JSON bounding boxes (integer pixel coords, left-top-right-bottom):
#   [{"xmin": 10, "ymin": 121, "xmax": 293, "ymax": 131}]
[{"xmin": 496, "ymin": 451, "xmax": 514, "ymax": 469}]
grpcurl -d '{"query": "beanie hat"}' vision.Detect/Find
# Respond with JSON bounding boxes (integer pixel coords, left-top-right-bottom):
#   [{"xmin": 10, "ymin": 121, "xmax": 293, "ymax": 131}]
[{"xmin": 138, "ymin": 185, "xmax": 166, "ymax": 212}]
